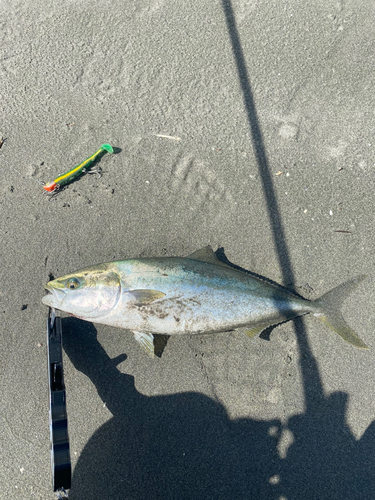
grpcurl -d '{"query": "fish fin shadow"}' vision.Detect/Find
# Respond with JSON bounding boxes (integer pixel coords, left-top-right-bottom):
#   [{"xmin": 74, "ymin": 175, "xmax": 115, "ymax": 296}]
[
  {"xmin": 154, "ymin": 334, "xmax": 171, "ymax": 358},
  {"xmin": 258, "ymin": 316, "xmax": 309, "ymax": 341},
  {"xmin": 132, "ymin": 331, "xmax": 170, "ymax": 358},
  {"xmin": 259, "ymin": 321, "xmax": 289, "ymax": 341},
  {"xmin": 259, "ymin": 325, "xmax": 276, "ymax": 341}
]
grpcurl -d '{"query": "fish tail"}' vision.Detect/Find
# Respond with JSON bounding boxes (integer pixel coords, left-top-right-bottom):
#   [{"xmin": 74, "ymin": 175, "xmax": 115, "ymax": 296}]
[{"xmin": 311, "ymin": 275, "xmax": 368, "ymax": 349}]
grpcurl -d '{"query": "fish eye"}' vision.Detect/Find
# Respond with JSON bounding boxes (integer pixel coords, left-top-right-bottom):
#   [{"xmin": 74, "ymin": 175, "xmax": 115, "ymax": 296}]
[{"xmin": 67, "ymin": 278, "xmax": 80, "ymax": 290}]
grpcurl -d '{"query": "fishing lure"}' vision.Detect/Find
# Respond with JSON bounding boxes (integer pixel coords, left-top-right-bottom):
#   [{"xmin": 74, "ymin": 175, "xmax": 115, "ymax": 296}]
[{"xmin": 43, "ymin": 143, "xmax": 114, "ymax": 192}]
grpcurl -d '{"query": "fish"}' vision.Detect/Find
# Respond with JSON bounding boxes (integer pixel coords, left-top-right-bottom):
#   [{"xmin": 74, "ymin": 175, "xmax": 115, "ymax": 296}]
[{"xmin": 41, "ymin": 246, "xmax": 368, "ymax": 357}]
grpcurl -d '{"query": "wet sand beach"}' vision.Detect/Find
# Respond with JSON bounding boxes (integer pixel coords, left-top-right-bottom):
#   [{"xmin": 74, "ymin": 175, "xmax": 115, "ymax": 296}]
[{"xmin": 1, "ymin": 1, "xmax": 374, "ymax": 498}]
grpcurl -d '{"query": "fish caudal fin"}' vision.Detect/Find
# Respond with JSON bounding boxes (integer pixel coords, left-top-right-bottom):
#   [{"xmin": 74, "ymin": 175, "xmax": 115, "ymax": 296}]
[{"xmin": 312, "ymin": 275, "xmax": 368, "ymax": 349}]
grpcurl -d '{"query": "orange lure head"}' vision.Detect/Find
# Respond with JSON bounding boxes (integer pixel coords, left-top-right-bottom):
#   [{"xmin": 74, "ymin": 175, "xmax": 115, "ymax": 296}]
[{"xmin": 43, "ymin": 181, "xmax": 58, "ymax": 192}]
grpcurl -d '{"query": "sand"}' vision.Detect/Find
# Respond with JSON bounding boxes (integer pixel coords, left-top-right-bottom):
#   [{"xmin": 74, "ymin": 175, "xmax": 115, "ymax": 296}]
[{"xmin": 1, "ymin": 0, "xmax": 375, "ymax": 498}]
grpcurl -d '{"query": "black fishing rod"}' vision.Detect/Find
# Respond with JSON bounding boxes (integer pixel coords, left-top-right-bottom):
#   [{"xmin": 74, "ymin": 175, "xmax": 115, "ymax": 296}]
[{"xmin": 47, "ymin": 308, "xmax": 71, "ymax": 498}]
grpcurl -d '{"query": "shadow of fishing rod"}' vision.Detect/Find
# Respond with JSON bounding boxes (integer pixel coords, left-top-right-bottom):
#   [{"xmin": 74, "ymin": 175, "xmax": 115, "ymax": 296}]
[
  {"xmin": 220, "ymin": 3, "xmax": 375, "ymax": 499},
  {"xmin": 220, "ymin": 0, "xmax": 324, "ymax": 409}
]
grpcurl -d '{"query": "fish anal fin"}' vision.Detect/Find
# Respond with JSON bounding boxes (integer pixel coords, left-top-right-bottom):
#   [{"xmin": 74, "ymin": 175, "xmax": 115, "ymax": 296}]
[
  {"xmin": 130, "ymin": 289, "xmax": 165, "ymax": 305},
  {"xmin": 243, "ymin": 315, "xmax": 305, "ymax": 339},
  {"xmin": 133, "ymin": 331, "xmax": 156, "ymax": 358},
  {"xmin": 244, "ymin": 324, "xmax": 271, "ymax": 338},
  {"xmin": 187, "ymin": 246, "xmax": 234, "ymax": 271}
]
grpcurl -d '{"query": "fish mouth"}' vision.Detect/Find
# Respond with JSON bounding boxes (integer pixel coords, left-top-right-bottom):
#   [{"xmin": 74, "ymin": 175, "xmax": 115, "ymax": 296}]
[{"xmin": 41, "ymin": 284, "xmax": 66, "ymax": 308}]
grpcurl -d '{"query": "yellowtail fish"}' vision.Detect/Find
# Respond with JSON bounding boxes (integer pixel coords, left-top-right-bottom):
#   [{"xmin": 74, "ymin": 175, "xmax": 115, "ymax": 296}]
[{"xmin": 42, "ymin": 246, "xmax": 368, "ymax": 357}]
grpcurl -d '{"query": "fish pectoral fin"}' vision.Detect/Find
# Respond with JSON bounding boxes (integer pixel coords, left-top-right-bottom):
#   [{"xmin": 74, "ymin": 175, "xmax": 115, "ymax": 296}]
[
  {"xmin": 133, "ymin": 331, "xmax": 156, "ymax": 358},
  {"xmin": 187, "ymin": 246, "xmax": 234, "ymax": 270},
  {"xmin": 129, "ymin": 289, "xmax": 166, "ymax": 305}
]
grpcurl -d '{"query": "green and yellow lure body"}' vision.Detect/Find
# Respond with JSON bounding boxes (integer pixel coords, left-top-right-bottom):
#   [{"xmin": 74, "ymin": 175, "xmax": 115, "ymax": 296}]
[{"xmin": 43, "ymin": 143, "xmax": 114, "ymax": 192}]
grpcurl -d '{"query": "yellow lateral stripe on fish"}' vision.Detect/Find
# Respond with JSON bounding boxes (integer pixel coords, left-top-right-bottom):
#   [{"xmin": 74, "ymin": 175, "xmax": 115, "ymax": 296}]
[{"xmin": 43, "ymin": 143, "xmax": 114, "ymax": 192}]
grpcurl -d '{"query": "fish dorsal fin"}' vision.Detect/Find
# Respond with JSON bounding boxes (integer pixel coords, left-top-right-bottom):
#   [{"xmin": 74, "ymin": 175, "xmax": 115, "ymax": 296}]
[
  {"xmin": 130, "ymin": 289, "xmax": 165, "ymax": 305},
  {"xmin": 186, "ymin": 246, "xmax": 234, "ymax": 270}
]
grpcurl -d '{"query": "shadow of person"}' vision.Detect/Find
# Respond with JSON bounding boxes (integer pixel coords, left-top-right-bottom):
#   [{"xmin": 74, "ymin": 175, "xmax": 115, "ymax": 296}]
[
  {"xmin": 62, "ymin": 318, "xmax": 282, "ymax": 500},
  {"xmin": 277, "ymin": 391, "xmax": 375, "ymax": 500}
]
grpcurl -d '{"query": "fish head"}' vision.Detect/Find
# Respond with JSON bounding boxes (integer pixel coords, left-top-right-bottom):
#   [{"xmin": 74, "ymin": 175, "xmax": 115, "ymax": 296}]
[{"xmin": 42, "ymin": 264, "xmax": 121, "ymax": 319}]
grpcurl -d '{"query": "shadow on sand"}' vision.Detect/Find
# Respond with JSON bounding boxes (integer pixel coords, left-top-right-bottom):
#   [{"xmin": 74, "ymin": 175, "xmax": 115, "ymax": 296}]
[
  {"xmin": 62, "ymin": 2, "xmax": 374, "ymax": 498},
  {"xmin": 63, "ymin": 319, "xmax": 374, "ymax": 500}
]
